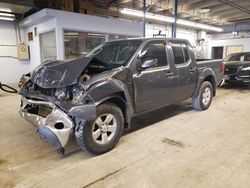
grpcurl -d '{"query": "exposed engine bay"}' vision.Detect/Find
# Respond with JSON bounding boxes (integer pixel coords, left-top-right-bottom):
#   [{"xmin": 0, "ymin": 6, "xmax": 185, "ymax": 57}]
[
  {"xmin": 78, "ymin": 57, "xmax": 113, "ymax": 83},
  {"xmin": 20, "ymin": 57, "xmax": 114, "ymax": 101}
]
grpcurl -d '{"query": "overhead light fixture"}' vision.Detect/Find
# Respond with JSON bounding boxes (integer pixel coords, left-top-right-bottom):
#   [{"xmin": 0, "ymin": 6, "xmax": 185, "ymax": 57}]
[
  {"xmin": 0, "ymin": 8, "xmax": 12, "ymax": 12},
  {"xmin": 121, "ymin": 8, "xmax": 223, "ymax": 32},
  {"xmin": 199, "ymin": 8, "xmax": 211, "ymax": 13},
  {"xmin": 0, "ymin": 16, "xmax": 15, "ymax": 21},
  {"xmin": 176, "ymin": 19, "xmax": 223, "ymax": 32},
  {"xmin": 0, "ymin": 8, "xmax": 15, "ymax": 21},
  {"xmin": 121, "ymin": 8, "xmax": 174, "ymax": 23},
  {"xmin": 0, "ymin": 12, "xmax": 14, "ymax": 17},
  {"xmin": 65, "ymin": 32, "xmax": 79, "ymax": 35},
  {"xmin": 88, "ymin": 33, "xmax": 106, "ymax": 37}
]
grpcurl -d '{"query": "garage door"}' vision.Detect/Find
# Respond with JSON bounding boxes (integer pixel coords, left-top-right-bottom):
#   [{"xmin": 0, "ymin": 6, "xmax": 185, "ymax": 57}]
[{"xmin": 226, "ymin": 45, "xmax": 243, "ymax": 56}]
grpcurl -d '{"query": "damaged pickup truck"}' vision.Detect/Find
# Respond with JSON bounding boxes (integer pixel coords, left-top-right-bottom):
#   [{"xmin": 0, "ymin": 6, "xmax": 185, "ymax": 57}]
[{"xmin": 19, "ymin": 38, "xmax": 224, "ymax": 155}]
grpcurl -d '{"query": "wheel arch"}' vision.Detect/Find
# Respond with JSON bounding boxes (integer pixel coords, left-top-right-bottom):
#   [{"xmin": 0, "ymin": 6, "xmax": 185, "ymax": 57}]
[
  {"xmin": 204, "ymin": 75, "xmax": 216, "ymax": 96},
  {"xmin": 95, "ymin": 93, "xmax": 131, "ymax": 129},
  {"xmin": 193, "ymin": 68, "xmax": 217, "ymax": 97},
  {"xmin": 88, "ymin": 79, "xmax": 133, "ymax": 130}
]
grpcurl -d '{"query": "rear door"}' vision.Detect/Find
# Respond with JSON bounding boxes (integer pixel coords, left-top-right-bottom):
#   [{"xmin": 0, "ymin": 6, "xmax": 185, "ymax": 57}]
[
  {"xmin": 169, "ymin": 40, "xmax": 197, "ymax": 100},
  {"xmin": 133, "ymin": 40, "xmax": 178, "ymax": 113}
]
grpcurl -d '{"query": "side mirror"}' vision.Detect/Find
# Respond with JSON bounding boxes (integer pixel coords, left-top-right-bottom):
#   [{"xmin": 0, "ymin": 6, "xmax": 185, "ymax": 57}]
[{"xmin": 139, "ymin": 58, "xmax": 158, "ymax": 70}]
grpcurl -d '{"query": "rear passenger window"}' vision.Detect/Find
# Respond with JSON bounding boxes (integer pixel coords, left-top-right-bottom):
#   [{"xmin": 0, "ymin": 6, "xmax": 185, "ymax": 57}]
[
  {"xmin": 142, "ymin": 41, "xmax": 167, "ymax": 67},
  {"xmin": 170, "ymin": 41, "xmax": 190, "ymax": 65}
]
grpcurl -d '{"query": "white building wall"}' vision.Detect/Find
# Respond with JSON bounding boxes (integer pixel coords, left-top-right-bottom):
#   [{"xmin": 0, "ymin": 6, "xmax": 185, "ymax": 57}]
[
  {"xmin": 0, "ymin": 20, "xmax": 29, "ymax": 84},
  {"xmin": 145, "ymin": 23, "xmax": 198, "ymax": 47},
  {"xmin": 206, "ymin": 34, "xmax": 250, "ymax": 59},
  {"xmin": 176, "ymin": 28, "xmax": 198, "ymax": 47},
  {"xmin": 145, "ymin": 24, "xmax": 171, "ymax": 38},
  {"xmin": 20, "ymin": 9, "xmax": 143, "ymax": 62},
  {"xmin": 23, "ymin": 17, "xmax": 57, "ymax": 70},
  {"xmin": 53, "ymin": 9, "xmax": 143, "ymax": 60}
]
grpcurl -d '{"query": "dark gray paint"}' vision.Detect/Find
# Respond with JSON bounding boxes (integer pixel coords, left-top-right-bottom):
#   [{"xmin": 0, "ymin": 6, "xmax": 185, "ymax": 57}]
[{"xmin": 20, "ymin": 38, "xmax": 224, "ymax": 129}]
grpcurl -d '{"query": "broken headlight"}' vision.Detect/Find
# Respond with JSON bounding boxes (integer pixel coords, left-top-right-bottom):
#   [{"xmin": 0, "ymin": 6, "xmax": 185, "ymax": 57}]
[
  {"xmin": 71, "ymin": 85, "xmax": 88, "ymax": 104},
  {"xmin": 55, "ymin": 88, "xmax": 68, "ymax": 100}
]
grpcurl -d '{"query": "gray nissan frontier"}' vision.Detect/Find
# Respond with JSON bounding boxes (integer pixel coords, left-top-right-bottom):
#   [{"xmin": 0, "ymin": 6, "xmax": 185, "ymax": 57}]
[{"xmin": 19, "ymin": 38, "xmax": 224, "ymax": 155}]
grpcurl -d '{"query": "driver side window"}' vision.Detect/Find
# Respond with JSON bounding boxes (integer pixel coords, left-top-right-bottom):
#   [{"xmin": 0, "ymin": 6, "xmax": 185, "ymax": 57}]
[{"xmin": 142, "ymin": 41, "xmax": 168, "ymax": 67}]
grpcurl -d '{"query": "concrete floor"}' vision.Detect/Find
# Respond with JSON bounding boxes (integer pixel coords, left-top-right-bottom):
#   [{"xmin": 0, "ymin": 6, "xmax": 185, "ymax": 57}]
[{"xmin": 0, "ymin": 85, "xmax": 250, "ymax": 188}]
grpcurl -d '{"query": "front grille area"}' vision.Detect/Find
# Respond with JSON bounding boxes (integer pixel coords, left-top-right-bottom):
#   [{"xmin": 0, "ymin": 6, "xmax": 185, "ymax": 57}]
[
  {"xmin": 34, "ymin": 84, "xmax": 56, "ymax": 96},
  {"xmin": 238, "ymin": 70, "xmax": 250, "ymax": 76},
  {"xmin": 24, "ymin": 81, "xmax": 56, "ymax": 97},
  {"xmin": 238, "ymin": 70, "xmax": 250, "ymax": 81},
  {"xmin": 224, "ymin": 67, "xmax": 238, "ymax": 75},
  {"xmin": 24, "ymin": 104, "xmax": 53, "ymax": 118}
]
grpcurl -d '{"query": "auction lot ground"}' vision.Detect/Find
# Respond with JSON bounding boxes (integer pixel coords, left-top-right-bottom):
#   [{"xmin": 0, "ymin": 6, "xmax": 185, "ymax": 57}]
[{"xmin": 1, "ymin": 84, "xmax": 250, "ymax": 188}]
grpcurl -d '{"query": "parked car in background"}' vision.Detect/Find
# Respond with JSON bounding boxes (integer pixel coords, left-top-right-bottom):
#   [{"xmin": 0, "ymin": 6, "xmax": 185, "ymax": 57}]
[
  {"xmin": 222, "ymin": 52, "xmax": 250, "ymax": 85},
  {"xmin": 19, "ymin": 38, "xmax": 224, "ymax": 155}
]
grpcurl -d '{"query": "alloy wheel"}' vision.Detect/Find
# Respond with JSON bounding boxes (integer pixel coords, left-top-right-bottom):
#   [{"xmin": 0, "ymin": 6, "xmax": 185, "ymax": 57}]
[
  {"xmin": 202, "ymin": 87, "xmax": 211, "ymax": 106},
  {"xmin": 92, "ymin": 113, "xmax": 117, "ymax": 145}
]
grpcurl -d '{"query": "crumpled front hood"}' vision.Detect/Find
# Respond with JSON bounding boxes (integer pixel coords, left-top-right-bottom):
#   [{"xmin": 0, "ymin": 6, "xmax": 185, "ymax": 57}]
[{"xmin": 30, "ymin": 57, "xmax": 93, "ymax": 88}]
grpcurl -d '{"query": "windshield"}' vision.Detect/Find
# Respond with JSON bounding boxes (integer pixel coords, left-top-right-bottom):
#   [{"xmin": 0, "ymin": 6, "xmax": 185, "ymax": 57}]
[
  {"xmin": 224, "ymin": 53, "xmax": 246, "ymax": 62},
  {"xmin": 85, "ymin": 40, "xmax": 141, "ymax": 67}
]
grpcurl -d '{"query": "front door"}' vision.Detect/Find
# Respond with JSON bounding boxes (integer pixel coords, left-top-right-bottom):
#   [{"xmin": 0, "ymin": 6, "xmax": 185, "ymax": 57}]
[{"xmin": 133, "ymin": 40, "xmax": 178, "ymax": 113}]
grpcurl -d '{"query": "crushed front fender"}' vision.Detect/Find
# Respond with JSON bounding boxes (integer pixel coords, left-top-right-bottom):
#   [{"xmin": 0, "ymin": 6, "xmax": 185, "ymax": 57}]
[{"xmin": 19, "ymin": 91, "xmax": 97, "ymax": 151}]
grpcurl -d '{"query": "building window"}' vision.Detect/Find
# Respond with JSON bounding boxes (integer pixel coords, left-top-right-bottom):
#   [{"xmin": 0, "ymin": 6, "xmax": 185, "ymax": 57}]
[
  {"xmin": 64, "ymin": 30, "xmax": 131, "ymax": 60},
  {"xmin": 40, "ymin": 31, "xmax": 57, "ymax": 63}
]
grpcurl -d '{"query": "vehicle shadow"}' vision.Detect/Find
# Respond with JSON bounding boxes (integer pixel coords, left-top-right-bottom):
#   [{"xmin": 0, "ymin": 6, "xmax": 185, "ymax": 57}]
[
  {"xmin": 125, "ymin": 100, "xmax": 193, "ymax": 134},
  {"xmin": 220, "ymin": 83, "xmax": 250, "ymax": 91},
  {"xmin": 65, "ymin": 101, "xmax": 193, "ymax": 157}
]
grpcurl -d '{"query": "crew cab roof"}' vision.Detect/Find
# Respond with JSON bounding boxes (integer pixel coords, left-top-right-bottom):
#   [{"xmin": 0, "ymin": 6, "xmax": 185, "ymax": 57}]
[{"xmin": 107, "ymin": 37, "xmax": 190, "ymax": 44}]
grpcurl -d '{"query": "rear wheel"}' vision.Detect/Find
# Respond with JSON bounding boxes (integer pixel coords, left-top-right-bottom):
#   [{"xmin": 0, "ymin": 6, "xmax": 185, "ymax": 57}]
[
  {"xmin": 75, "ymin": 103, "xmax": 124, "ymax": 155},
  {"xmin": 192, "ymin": 81, "xmax": 213, "ymax": 111}
]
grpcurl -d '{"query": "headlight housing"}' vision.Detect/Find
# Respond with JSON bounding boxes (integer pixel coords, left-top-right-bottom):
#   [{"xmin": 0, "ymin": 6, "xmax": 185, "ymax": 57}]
[
  {"xmin": 71, "ymin": 85, "xmax": 91, "ymax": 104},
  {"xmin": 55, "ymin": 88, "xmax": 67, "ymax": 100}
]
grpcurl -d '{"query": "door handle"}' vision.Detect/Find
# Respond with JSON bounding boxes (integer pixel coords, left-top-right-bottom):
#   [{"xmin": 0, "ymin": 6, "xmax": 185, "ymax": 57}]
[
  {"xmin": 165, "ymin": 71, "xmax": 174, "ymax": 77},
  {"xmin": 189, "ymin": 67, "xmax": 196, "ymax": 72}
]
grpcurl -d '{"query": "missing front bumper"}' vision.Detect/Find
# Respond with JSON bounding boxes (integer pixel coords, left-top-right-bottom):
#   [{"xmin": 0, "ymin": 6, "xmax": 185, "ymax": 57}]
[{"xmin": 20, "ymin": 97, "xmax": 74, "ymax": 148}]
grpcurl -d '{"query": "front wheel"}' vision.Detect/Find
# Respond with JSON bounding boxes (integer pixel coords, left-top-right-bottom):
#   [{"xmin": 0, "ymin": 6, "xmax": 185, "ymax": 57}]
[
  {"xmin": 75, "ymin": 103, "xmax": 124, "ymax": 155},
  {"xmin": 192, "ymin": 81, "xmax": 213, "ymax": 111}
]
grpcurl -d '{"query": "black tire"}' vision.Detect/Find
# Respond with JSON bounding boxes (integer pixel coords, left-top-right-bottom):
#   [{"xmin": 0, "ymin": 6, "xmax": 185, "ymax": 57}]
[
  {"xmin": 192, "ymin": 81, "xmax": 213, "ymax": 111},
  {"xmin": 75, "ymin": 103, "xmax": 124, "ymax": 155}
]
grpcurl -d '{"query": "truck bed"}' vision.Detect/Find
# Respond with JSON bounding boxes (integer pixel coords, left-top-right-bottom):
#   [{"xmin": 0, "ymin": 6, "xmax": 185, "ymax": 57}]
[{"xmin": 196, "ymin": 59, "xmax": 224, "ymax": 86}]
